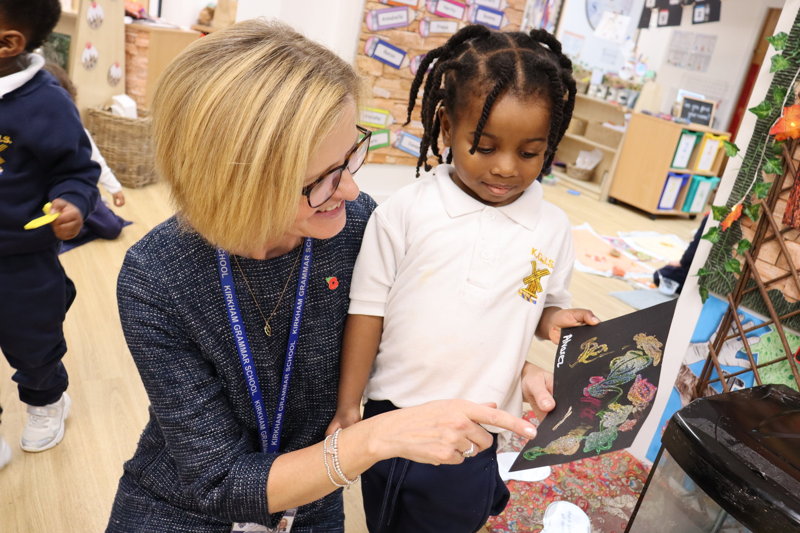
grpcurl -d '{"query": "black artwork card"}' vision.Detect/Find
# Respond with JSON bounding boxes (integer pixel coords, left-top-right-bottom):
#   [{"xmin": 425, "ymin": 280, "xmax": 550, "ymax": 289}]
[{"xmin": 511, "ymin": 299, "xmax": 677, "ymax": 471}]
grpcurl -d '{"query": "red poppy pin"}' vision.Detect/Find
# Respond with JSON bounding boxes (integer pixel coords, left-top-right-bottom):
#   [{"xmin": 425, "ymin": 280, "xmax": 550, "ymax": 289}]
[{"xmin": 325, "ymin": 277, "xmax": 339, "ymax": 290}]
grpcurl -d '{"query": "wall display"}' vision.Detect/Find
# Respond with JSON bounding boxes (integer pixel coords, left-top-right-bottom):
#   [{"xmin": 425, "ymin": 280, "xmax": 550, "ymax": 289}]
[
  {"xmin": 366, "ymin": 6, "xmax": 418, "ymax": 31},
  {"xmin": 81, "ymin": 42, "xmax": 99, "ymax": 70},
  {"xmin": 665, "ymin": 31, "xmax": 716, "ymax": 73},
  {"xmin": 468, "ymin": 4, "xmax": 509, "ymax": 29},
  {"xmin": 53, "ymin": 0, "xmax": 125, "ymax": 111},
  {"xmin": 86, "ymin": 1, "xmax": 104, "ymax": 29},
  {"xmin": 521, "ymin": 0, "xmax": 563, "ymax": 34},
  {"xmin": 656, "ymin": 5, "xmax": 682, "ymax": 27},
  {"xmin": 107, "ymin": 61, "xmax": 122, "ymax": 87},
  {"xmin": 369, "ymin": 129, "xmax": 392, "ymax": 151},
  {"xmin": 418, "ymin": 17, "xmax": 461, "ymax": 36},
  {"xmin": 512, "ymin": 300, "xmax": 677, "ymax": 470},
  {"xmin": 427, "ymin": 0, "xmax": 468, "ymax": 19},
  {"xmin": 468, "ymin": 0, "xmax": 509, "ymax": 8},
  {"xmin": 692, "ymin": 0, "xmax": 720, "ymax": 25},
  {"xmin": 585, "ymin": 0, "xmax": 635, "ymax": 30},
  {"xmin": 357, "ymin": 0, "xmax": 526, "ymax": 165},
  {"xmin": 380, "ymin": 0, "xmax": 421, "ymax": 6}
]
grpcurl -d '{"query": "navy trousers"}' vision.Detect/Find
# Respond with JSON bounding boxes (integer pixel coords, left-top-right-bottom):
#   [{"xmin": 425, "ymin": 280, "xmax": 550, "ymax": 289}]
[
  {"xmin": 361, "ymin": 400, "xmax": 510, "ymax": 533},
  {"xmin": 0, "ymin": 246, "xmax": 73, "ymax": 405}
]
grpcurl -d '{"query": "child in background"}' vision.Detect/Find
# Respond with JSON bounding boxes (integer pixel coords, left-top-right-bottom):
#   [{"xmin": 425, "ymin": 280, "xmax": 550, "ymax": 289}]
[
  {"xmin": 43, "ymin": 62, "xmax": 128, "ymax": 245},
  {"xmin": 328, "ymin": 25, "xmax": 599, "ymax": 532},
  {"xmin": 0, "ymin": 0, "xmax": 99, "ymax": 454}
]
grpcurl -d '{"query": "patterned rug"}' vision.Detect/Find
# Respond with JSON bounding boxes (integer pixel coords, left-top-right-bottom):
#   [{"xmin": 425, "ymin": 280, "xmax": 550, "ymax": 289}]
[{"xmin": 488, "ymin": 411, "xmax": 650, "ymax": 533}]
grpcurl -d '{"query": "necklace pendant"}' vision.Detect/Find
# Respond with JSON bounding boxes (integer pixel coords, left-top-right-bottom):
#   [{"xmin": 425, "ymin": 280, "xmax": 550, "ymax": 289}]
[{"xmin": 264, "ymin": 323, "xmax": 272, "ymax": 337}]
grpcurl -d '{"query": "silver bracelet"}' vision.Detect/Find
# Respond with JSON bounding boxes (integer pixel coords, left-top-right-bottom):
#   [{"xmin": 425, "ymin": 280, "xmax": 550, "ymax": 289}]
[
  {"xmin": 330, "ymin": 428, "xmax": 360, "ymax": 486},
  {"xmin": 323, "ymin": 434, "xmax": 347, "ymax": 488}
]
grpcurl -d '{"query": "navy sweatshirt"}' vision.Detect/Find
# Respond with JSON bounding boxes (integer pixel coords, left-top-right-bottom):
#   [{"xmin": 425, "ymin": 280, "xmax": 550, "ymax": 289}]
[{"xmin": 0, "ymin": 68, "xmax": 100, "ymax": 256}]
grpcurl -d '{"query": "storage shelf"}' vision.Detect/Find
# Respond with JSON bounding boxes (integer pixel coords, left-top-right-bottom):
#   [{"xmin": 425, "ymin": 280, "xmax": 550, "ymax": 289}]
[
  {"xmin": 563, "ymin": 133, "xmax": 617, "ymax": 152},
  {"xmin": 552, "ymin": 169, "xmax": 602, "ymax": 199}
]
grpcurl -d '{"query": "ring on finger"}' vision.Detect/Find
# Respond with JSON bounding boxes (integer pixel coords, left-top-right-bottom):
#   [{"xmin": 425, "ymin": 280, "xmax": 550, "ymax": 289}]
[{"xmin": 462, "ymin": 442, "xmax": 476, "ymax": 458}]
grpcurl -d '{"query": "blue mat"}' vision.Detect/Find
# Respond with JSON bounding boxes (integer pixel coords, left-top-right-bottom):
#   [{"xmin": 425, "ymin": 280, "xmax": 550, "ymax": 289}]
[{"xmin": 610, "ymin": 289, "xmax": 677, "ymax": 310}]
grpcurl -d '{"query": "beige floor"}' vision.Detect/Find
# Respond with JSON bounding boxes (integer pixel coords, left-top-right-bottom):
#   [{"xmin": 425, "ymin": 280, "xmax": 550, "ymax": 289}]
[{"xmin": 0, "ymin": 177, "xmax": 697, "ymax": 532}]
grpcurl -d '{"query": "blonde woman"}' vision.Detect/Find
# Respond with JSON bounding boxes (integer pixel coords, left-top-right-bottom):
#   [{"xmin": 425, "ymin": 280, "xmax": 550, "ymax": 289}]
[{"xmin": 106, "ymin": 20, "xmax": 539, "ymax": 533}]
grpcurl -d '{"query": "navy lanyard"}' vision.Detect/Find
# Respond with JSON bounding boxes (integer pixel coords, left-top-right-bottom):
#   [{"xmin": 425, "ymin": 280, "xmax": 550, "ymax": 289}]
[{"xmin": 216, "ymin": 238, "xmax": 313, "ymax": 453}]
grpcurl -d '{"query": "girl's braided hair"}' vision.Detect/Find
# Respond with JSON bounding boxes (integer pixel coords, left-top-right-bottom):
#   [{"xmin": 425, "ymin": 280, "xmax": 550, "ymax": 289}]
[{"xmin": 406, "ymin": 25, "xmax": 576, "ymax": 177}]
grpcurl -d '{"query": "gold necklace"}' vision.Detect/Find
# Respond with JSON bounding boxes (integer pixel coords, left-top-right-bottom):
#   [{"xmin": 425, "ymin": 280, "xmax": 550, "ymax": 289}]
[{"xmin": 232, "ymin": 248, "xmax": 302, "ymax": 337}]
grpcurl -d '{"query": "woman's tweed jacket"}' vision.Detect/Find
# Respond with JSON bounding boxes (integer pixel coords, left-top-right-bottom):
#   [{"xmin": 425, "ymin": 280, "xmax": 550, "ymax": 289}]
[{"xmin": 106, "ymin": 194, "xmax": 376, "ymax": 532}]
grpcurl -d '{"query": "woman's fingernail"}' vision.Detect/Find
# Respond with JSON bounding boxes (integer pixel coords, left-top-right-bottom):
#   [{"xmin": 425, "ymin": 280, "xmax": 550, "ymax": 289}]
[{"xmin": 525, "ymin": 427, "xmax": 537, "ymax": 437}]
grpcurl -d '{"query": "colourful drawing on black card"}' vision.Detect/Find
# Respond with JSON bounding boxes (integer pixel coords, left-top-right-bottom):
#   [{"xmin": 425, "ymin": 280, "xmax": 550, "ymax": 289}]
[{"xmin": 512, "ymin": 299, "xmax": 677, "ymax": 471}]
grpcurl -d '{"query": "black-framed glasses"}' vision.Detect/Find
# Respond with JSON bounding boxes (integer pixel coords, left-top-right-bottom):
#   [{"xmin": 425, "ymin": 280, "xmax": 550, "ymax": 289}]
[{"xmin": 302, "ymin": 126, "xmax": 372, "ymax": 208}]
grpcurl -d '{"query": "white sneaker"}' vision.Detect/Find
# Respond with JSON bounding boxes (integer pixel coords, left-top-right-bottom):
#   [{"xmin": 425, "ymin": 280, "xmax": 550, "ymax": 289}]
[
  {"xmin": 20, "ymin": 392, "xmax": 71, "ymax": 452},
  {"xmin": 0, "ymin": 437, "xmax": 11, "ymax": 469}
]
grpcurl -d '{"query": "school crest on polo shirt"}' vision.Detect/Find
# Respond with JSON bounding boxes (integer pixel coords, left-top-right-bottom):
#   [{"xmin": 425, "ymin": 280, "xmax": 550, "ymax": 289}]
[{"xmin": 518, "ymin": 248, "xmax": 554, "ymax": 303}]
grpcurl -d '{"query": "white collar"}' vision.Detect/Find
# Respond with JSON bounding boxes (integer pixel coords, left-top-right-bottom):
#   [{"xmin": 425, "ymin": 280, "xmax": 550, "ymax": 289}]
[
  {"xmin": 434, "ymin": 164, "xmax": 544, "ymax": 231},
  {"xmin": 0, "ymin": 53, "xmax": 45, "ymax": 99}
]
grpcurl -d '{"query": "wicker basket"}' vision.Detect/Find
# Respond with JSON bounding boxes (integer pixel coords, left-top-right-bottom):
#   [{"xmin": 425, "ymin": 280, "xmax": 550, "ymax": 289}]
[
  {"xmin": 85, "ymin": 108, "xmax": 157, "ymax": 188},
  {"xmin": 566, "ymin": 163, "xmax": 594, "ymax": 182}
]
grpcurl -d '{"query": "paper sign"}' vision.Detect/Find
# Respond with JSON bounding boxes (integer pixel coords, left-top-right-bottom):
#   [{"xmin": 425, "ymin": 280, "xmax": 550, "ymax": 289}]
[
  {"xmin": 688, "ymin": 179, "xmax": 714, "ymax": 212},
  {"xmin": 419, "ymin": 17, "xmax": 461, "ymax": 36},
  {"xmin": 466, "ymin": 0, "xmax": 507, "ymax": 8},
  {"xmin": 365, "ymin": 37, "xmax": 408, "ymax": 70},
  {"xmin": 658, "ymin": 174, "xmax": 688, "ymax": 210},
  {"xmin": 379, "ymin": 0, "xmax": 420, "ymax": 7},
  {"xmin": 369, "ymin": 129, "xmax": 391, "ymax": 151},
  {"xmin": 468, "ymin": 5, "xmax": 506, "ymax": 29},
  {"xmin": 359, "ymin": 107, "xmax": 394, "ymax": 129},
  {"xmin": 366, "ymin": 7, "xmax": 416, "ymax": 31},
  {"xmin": 427, "ymin": 0, "xmax": 467, "ymax": 20},
  {"xmin": 695, "ymin": 138, "xmax": 721, "ymax": 172},
  {"xmin": 393, "ymin": 131, "xmax": 422, "ymax": 157},
  {"xmin": 671, "ymin": 131, "xmax": 699, "ymax": 168},
  {"xmin": 512, "ymin": 300, "xmax": 677, "ymax": 471}
]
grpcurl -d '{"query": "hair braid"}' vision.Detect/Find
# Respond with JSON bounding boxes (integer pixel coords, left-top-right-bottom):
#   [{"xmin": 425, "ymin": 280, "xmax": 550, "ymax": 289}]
[
  {"xmin": 406, "ymin": 24, "xmax": 576, "ymax": 178},
  {"xmin": 470, "ymin": 53, "xmax": 516, "ymax": 153}
]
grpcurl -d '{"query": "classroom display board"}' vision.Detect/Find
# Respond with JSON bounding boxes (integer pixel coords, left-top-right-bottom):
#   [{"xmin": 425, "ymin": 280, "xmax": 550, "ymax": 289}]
[
  {"xmin": 356, "ymin": 0, "xmax": 527, "ymax": 166},
  {"xmin": 49, "ymin": 0, "xmax": 126, "ymax": 112}
]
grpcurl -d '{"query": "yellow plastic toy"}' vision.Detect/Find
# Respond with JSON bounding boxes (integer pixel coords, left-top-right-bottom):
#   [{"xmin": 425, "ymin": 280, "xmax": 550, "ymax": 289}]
[{"xmin": 24, "ymin": 202, "xmax": 60, "ymax": 230}]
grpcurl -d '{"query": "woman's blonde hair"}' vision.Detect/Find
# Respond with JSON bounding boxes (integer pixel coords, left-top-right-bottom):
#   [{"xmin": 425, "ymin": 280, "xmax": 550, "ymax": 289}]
[{"xmin": 151, "ymin": 19, "xmax": 360, "ymax": 251}]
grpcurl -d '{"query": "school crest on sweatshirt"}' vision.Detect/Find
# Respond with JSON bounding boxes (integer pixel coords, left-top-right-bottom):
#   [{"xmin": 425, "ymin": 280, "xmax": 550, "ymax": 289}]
[
  {"xmin": 518, "ymin": 247, "xmax": 554, "ymax": 303},
  {"xmin": 0, "ymin": 135, "xmax": 12, "ymax": 174}
]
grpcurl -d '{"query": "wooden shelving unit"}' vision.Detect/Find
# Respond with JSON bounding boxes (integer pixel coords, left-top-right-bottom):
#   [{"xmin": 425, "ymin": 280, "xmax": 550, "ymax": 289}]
[
  {"xmin": 554, "ymin": 94, "xmax": 627, "ymax": 200},
  {"xmin": 608, "ymin": 112, "xmax": 729, "ymax": 218}
]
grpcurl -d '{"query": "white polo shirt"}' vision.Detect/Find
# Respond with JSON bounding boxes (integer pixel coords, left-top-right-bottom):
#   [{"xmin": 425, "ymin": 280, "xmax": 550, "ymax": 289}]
[{"xmin": 349, "ymin": 164, "xmax": 574, "ymax": 416}]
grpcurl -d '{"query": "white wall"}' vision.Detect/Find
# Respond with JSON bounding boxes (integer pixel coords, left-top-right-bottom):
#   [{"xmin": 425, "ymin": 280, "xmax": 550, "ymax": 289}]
[
  {"xmin": 158, "ymin": 0, "xmax": 210, "ymax": 29},
  {"xmin": 628, "ymin": 0, "xmax": 798, "ymax": 463},
  {"xmin": 635, "ymin": 0, "xmax": 784, "ymax": 130},
  {"xmin": 236, "ymin": 0, "xmax": 366, "ymax": 62},
  {"xmin": 156, "ymin": 0, "xmax": 365, "ymax": 61}
]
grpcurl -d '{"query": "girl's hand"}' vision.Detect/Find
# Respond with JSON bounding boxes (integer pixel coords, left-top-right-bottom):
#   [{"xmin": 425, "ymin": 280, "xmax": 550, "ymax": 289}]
[
  {"xmin": 325, "ymin": 407, "xmax": 362, "ymax": 436},
  {"xmin": 49, "ymin": 198, "xmax": 84, "ymax": 240},
  {"xmin": 366, "ymin": 400, "xmax": 537, "ymax": 466},
  {"xmin": 112, "ymin": 191, "xmax": 126, "ymax": 207},
  {"xmin": 544, "ymin": 307, "xmax": 600, "ymax": 344},
  {"xmin": 521, "ymin": 362, "xmax": 554, "ymax": 422}
]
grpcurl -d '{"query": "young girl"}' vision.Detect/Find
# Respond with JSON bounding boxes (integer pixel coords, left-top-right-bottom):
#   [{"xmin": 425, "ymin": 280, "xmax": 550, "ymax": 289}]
[{"xmin": 328, "ymin": 25, "xmax": 599, "ymax": 532}]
